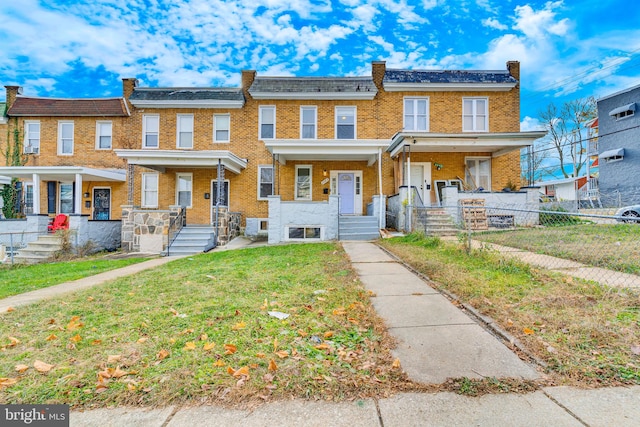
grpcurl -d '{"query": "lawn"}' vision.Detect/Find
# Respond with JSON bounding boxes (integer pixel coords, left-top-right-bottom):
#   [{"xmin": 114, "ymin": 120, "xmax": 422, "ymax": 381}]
[
  {"xmin": 0, "ymin": 256, "xmax": 150, "ymax": 299},
  {"xmin": 473, "ymin": 223, "xmax": 640, "ymax": 274},
  {"xmin": 380, "ymin": 234, "xmax": 640, "ymax": 388},
  {"xmin": 0, "ymin": 243, "xmax": 406, "ymax": 408}
]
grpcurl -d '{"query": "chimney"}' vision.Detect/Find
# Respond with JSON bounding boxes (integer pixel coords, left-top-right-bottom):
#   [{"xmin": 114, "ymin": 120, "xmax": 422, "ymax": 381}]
[
  {"xmin": 241, "ymin": 70, "xmax": 257, "ymax": 99},
  {"xmin": 507, "ymin": 61, "xmax": 520, "ymax": 82},
  {"xmin": 4, "ymin": 85, "xmax": 23, "ymax": 111},
  {"xmin": 122, "ymin": 78, "xmax": 138, "ymax": 100},
  {"xmin": 372, "ymin": 61, "xmax": 386, "ymax": 91}
]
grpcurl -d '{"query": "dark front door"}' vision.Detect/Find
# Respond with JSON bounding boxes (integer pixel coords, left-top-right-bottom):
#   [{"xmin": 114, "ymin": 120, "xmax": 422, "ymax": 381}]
[{"xmin": 93, "ymin": 188, "xmax": 111, "ymax": 220}]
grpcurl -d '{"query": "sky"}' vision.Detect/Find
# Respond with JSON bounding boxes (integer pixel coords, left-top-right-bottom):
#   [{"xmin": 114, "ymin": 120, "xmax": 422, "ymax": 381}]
[{"xmin": 1, "ymin": 0, "xmax": 639, "ymax": 130}]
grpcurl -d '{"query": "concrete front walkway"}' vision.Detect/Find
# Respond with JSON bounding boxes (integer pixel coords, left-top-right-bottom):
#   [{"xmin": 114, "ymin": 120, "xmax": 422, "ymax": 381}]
[{"xmin": 342, "ymin": 241, "xmax": 539, "ymax": 384}]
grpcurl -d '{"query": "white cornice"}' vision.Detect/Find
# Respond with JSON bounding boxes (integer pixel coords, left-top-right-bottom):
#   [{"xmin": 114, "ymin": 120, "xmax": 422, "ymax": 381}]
[
  {"xmin": 383, "ymin": 82, "xmax": 517, "ymax": 92},
  {"xmin": 129, "ymin": 100, "xmax": 245, "ymax": 109},
  {"xmin": 249, "ymin": 92, "xmax": 377, "ymax": 100},
  {"xmin": 114, "ymin": 149, "xmax": 248, "ymax": 174}
]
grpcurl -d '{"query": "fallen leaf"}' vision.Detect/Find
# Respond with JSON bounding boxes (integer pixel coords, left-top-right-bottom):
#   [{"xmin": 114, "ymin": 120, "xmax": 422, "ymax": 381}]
[
  {"xmin": 333, "ymin": 308, "xmax": 346, "ymax": 316},
  {"xmin": 66, "ymin": 316, "xmax": 84, "ymax": 330},
  {"xmin": 256, "ymin": 352, "xmax": 266, "ymax": 358},
  {"xmin": 137, "ymin": 337, "xmax": 148, "ymax": 343},
  {"xmin": 111, "ymin": 367, "xmax": 129, "ymax": 378},
  {"xmin": 523, "ymin": 328, "xmax": 535, "ymax": 335},
  {"xmin": 127, "ymin": 383, "xmax": 137, "ymax": 391},
  {"xmin": 0, "ymin": 378, "xmax": 18, "ymax": 389},
  {"xmin": 507, "ymin": 319, "xmax": 514, "ymax": 326},
  {"xmin": 224, "ymin": 344, "xmax": 237, "ymax": 355},
  {"xmin": 15, "ymin": 364, "xmax": 29, "ymax": 373},
  {"xmin": 7, "ymin": 336, "xmax": 20, "ymax": 347},
  {"xmin": 273, "ymin": 337, "xmax": 279, "ymax": 352},
  {"xmin": 233, "ymin": 366, "xmax": 250, "ymax": 377},
  {"xmin": 34, "ymin": 360, "xmax": 54, "ymax": 373},
  {"xmin": 297, "ymin": 330, "xmax": 308, "ymax": 337},
  {"xmin": 156, "ymin": 349, "xmax": 170, "ymax": 361},
  {"xmin": 107, "ymin": 355, "xmax": 122, "ymax": 364},
  {"xmin": 268, "ymin": 359, "xmax": 278, "ymax": 371},
  {"xmin": 203, "ymin": 342, "xmax": 216, "ymax": 351},
  {"xmin": 324, "ymin": 331, "xmax": 335, "ymax": 339},
  {"xmin": 199, "ymin": 333, "xmax": 208, "ymax": 341},
  {"xmin": 46, "ymin": 334, "xmax": 58, "ymax": 341},
  {"xmin": 275, "ymin": 350, "xmax": 289, "ymax": 359},
  {"xmin": 47, "ymin": 318, "xmax": 56, "ymax": 325},
  {"xmin": 91, "ymin": 340, "xmax": 102, "ymax": 345},
  {"xmin": 184, "ymin": 342, "xmax": 196, "ymax": 351},
  {"xmin": 392, "ymin": 359, "xmax": 401, "ymax": 369},
  {"xmin": 314, "ymin": 343, "xmax": 330, "ymax": 350},
  {"xmin": 235, "ymin": 310, "xmax": 241, "ymax": 316},
  {"xmin": 232, "ymin": 321, "xmax": 246, "ymax": 330},
  {"xmin": 6, "ymin": 307, "xmax": 15, "ymax": 313},
  {"xmin": 227, "ymin": 366, "xmax": 236, "ymax": 375},
  {"xmin": 69, "ymin": 334, "xmax": 82, "ymax": 343},
  {"xmin": 213, "ymin": 360, "xmax": 226, "ymax": 367},
  {"xmin": 87, "ymin": 296, "xmax": 94, "ymax": 302}
]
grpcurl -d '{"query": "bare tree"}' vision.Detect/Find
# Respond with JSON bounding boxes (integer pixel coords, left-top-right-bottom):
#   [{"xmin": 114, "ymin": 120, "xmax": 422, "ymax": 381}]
[{"xmin": 538, "ymin": 97, "xmax": 597, "ymax": 178}]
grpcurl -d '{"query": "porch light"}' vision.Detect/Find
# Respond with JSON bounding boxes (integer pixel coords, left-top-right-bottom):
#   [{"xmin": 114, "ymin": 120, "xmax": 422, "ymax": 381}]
[
  {"xmin": 323, "ymin": 169, "xmax": 327, "ymax": 177},
  {"xmin": 434, "ymin": 163, "xmax": 443, "ymax": 171},
  {"xmin": 83, "ymin": 192, "xmax": 90, "ymax": 198}
]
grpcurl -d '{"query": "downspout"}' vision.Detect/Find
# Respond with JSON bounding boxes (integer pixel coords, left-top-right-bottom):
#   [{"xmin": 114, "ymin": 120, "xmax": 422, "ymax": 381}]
[
  {"xmin": 215, "ymin": 159, "xmax": 222, "ymax": 246},
  {"xmin": 378, "ymin": 148, "xmax": 383, "ymax": 229},
  {"xmin": 407, "ymin": 144, "xmax": 411, "ymax": 232}
]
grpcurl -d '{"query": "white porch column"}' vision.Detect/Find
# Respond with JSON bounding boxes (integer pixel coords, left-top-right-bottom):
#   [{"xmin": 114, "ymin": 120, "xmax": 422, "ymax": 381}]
[
  {"xmin": 378, "ymin": 148, "xmax": 383, "ymax": 229},
  {"xmin": 32, "ymin": 173, "xmax": 41, "ymax": 214},
  {"xmin": 75, "ymin": 173, "xmax": 83, "ymax": 214}
]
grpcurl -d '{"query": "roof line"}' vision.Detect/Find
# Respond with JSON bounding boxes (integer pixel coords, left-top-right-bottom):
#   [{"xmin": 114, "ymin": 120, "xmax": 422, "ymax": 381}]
[{"xmin": 15, "ymin": 95, "xmax": 125, "ymax": 101}]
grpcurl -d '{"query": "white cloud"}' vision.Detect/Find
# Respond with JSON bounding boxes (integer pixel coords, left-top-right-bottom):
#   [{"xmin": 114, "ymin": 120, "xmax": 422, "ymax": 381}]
[
  {"xmin": 512, "ymin": 1, "xmax": 571, "ymax": 40},
  {"xmin": 521, "ymin": 116, "xmax": 544, "ymax": 131},
  {"xmin": 482, "ymin": 17, "xmax": 507, "ymax": 31}
]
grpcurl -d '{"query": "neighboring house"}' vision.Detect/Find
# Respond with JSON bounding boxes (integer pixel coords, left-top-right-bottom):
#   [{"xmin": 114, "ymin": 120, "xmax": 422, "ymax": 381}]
[
  {"xmin": 596, "ymin": 84, "xmax": 640, "ymax": 206},
  {"xmin": 0, "ymin": 60, "xmax": 543, "ymax": 251},
  {"xmin": 536, "ymin": 176, "xmax": 585, "ymax": 201}
]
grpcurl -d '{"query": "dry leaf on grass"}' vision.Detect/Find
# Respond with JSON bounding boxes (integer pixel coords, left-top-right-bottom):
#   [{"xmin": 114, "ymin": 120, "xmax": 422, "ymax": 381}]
[
  {"xmin": 184, "ymin": 342, "xmax": 196, "ymax": 351},
  {"xmin": 268, "ymin": 359, "xmax": 278, "ymax": 371},
  {"xmin": 203, "ymin": 342, "xmax": 216, "ymax": 351},
  {"xmin": 107, "ymin": 355, "xmax": 122, "ymax": 364},
  {"xmin": 69, "ymin": 334, "xmax": 82, "ymax": 343},
  {"xmin": 392, "ymin": 359, "xmax": 401, "ymax": 369},
  {"xmin": 156, "ymin": 349, "xmax": 170, "ymax": 361},
  {"xmin": 6, "ymin": 307, "xmax": 15, "ymax": 313},
  {"xmin": 46, "ymin": 334, "xmax": 58, "ymax": 341},
  {"xmin": 232, "ymin": 321, "xmax": 246, "ymax": 330},
  {"xmin": 66, "ymin": 316, "xmax": 84, "ymax": 330},
  {"xmin": 34, "ymin": 360, "xmax": 54, "ymax": 373},
  {"xmin": 275, "ymin": 350, "xmax": 289, "ymax": 358},
  {"xmin": 7, "ymin": 336, "xmax": 20, "ymax": 347},
  {"xmin": 224, "ymin": 344, "xmax": 237, "ymax": 355},
  {"xmin": 15, "ymin": 364, "xmax": 29, "ymax": 373},
  {"xmin": 523, "ymin": 328, "xmax": 535, "ymax": 335},
  {"xmin": 0, "ymin": 378, "xmax": 18, "ymax": 389}
]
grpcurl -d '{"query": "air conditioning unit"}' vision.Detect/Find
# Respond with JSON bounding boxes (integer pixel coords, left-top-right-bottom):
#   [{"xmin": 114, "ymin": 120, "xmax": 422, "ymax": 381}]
[{"xmin": 24, "ymin": 146, "xmax": 39, "ymax": 154}]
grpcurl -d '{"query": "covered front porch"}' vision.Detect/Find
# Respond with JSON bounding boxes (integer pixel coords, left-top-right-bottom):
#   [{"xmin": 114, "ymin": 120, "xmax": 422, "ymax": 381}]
[{"xmin": 262, "ymin": 139, "xmax": 389, "ymax": 243}]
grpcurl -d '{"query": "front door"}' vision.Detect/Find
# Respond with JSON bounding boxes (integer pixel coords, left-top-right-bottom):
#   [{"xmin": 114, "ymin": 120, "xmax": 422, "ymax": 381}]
[
  {"xmin": 338, "ymin": 173, "xmax": 355, "ymax": 214},
  {"xmin": 407, "ymin": 163, "xmax": 432, "ymax": 206},
  {"xmin": 93, "ymin": 188, "xmax": 111, "ymax": 220}
]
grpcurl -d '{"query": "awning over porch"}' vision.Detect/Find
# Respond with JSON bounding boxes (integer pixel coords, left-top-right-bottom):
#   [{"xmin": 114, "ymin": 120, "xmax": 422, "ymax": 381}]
[
  {"xmin": 114, "ymin": 150, "xmax": 248, "ymax": 174},
  {"xmin": 387, "ymin": 131, "xmax": 547, "ymax": 158},
  {"xmin": 264, "ymin": 139, "xmax": 389, "ymax": 166}
]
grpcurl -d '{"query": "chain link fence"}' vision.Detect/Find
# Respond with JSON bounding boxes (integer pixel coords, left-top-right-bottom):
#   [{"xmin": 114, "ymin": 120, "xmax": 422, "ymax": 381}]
[{"xmin": 409, "ymin": 202, "xmax": 640, "ymax": 288}]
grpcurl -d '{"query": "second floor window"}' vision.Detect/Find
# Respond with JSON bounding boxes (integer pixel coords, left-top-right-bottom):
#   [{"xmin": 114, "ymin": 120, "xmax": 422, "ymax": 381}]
[
  {"xmin": 24, "ymin": 121, "xmax": 40, "ymax": 154},
  {"xmin": 301, "ymin": 106, "xmax": 317, "ymax": 139},
  {"xmin": 336, "ymin": 107, "xmax": 356, "ymax": 139},
  {"xmin": 404, "ymin": 98, "xmax": 429, "ymax": 131},
  {"xmin": 214, "ymin": 114, "xmax": 230, "ymax": 142},
  {"xmin": 463, "ymin": 98, "xmax": 488, "ymax": 132},
  {"xmin": 58, "ymin": 122, "xmax": 74, "ymax": 155},
  {"xmin": 96, "ymin": 121, "xmax": 112, "ymax": 150},
  {"xmin": 177, "ymin": 114, "xmax": 193, "ymax": 148},
  {"xmin": 143, "ymin": 115, "xmax": 159, "ymax": 148},
  {"xmin": 259, "ymin": 106, "xmax": 275, "ymax": 139}
]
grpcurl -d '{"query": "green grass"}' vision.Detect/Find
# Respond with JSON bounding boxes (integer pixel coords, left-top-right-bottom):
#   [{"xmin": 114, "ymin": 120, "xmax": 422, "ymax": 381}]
[
  {"xmin": 474, "ymin": 223, "xmax": 640, "ymax": 274},
  {"xmin": 0, "ymin": 257, "xmax": 150, "ymax": 299},
  {"xmin": 0, "ymin": 244, "xmax": 402, "ymax": 408},
  {"xmin": 381, "ymin": 234, "xmax": 640, "ymax": 387}
]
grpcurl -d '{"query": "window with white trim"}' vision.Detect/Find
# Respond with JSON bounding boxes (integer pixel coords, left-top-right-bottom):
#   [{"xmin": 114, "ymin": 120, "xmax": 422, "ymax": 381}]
[
  {"xmin": 259, "ymin": 106, "xmax": 275, "ymax": 139},
  {"xmin": 96, "ymin": 121, "xmax": 112, "ymax": 150},
  {"xmin": 463, "ymin": 98, "xmax": 488, "ymax": 132},
  {"xmin": 176, "ymin": 114, "xmax": 193, "ymax": 148},
  {"xmin": 301, "ymin": 106, "xmax": 317, "ymax": 139},
  {"xmin": 142, "ymin": 173, "xmax": 159, "ymax": 208},
  {"xmin": 258, "ymin": 165, "xmax": 273, "ymax": 199},
  {"xmin": 336, "ymin": 106, "xmax": 356, "ymax": 139},
  {"xmin": 214, "ymin": 114, "xmax": 230, "ymax": 143},
  {"xmin": 295, "ymin": 165, "xmax": 312, "ymax": 200},
  {"xmin": 176, "ymin": 173, "xmax": 192, "ymax": 208},
  {"xmin": 287, "ymin": 226, "xmax": 322, "ymax": 240},
  {"xmin": 24, "ymin": 121, "xmax": 40, "ymax": 154},
  {"xmin": 465, "ymin": 157, "xmax": 491, "ymax": 191},
  {"xmin": 59, "ymin": 183, "xmax": 74, "ymax": 214},
  {"xmin": 58, "ymin": 121, "xmax": 74, "ymax": 155},
  {"xmin": 143, "ymin": 115, "xmax": 159, "ymax": 148},
  {"xmin": 404, "ymin": 98, "xmax": 429, "ymax": 131}
]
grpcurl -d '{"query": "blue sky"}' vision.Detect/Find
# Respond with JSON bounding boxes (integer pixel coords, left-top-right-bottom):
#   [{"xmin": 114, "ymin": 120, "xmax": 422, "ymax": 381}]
[{"xmin": 1, "ymin": 0, "xmax": 639, "ymax": 130}]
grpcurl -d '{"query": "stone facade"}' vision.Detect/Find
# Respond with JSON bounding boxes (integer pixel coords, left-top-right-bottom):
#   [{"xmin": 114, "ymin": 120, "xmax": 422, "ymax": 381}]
[{"xmin": 121, "ymin": 205, "xmax": 182, "ymax": 253}]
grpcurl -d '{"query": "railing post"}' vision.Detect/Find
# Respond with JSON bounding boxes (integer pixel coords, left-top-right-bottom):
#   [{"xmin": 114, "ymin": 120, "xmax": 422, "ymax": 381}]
[{"xmin": 10, "ymin": 233, "xmax": 14, "ymax": 265}]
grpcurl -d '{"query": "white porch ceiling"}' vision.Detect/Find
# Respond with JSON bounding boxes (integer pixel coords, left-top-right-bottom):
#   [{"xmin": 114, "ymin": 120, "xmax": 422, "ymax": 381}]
[
  {"xmin": 114, "ymin": 150, "xmax": 248, "ymax": 174},
  {"xmin": 264, "ymin": 139, "xmax": 389, "ymax": 166},
  {"xmin": 0, "ymin": 166, "xmax": 126, "ymax": 182}
]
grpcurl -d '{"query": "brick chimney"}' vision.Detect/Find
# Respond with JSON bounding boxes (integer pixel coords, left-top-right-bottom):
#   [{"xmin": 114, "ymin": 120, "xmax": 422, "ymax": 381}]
[
  {"xmin": 4, "ymin": 85, "xmax": 23, "ymax": 111},
  {"xmin": 372, "ymin": 61, "xmax": 386, "ymax": 91},
  {"xmin": 507, "ymin": 61, "xmax": 520, "ymax": 82},
  {"xmin": 122, "ymin": 78, "xmax": 138, "ymax": 100},
  {"xmin": 241, "ymin": 70, "xmax": 256, "ymax": 99}
]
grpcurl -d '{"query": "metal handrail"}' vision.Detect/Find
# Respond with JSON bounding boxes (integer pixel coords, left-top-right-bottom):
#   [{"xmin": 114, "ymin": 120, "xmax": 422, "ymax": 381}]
[{"xmin": 166, "ymin": 207, "xmax": 186, "ymax": 256}]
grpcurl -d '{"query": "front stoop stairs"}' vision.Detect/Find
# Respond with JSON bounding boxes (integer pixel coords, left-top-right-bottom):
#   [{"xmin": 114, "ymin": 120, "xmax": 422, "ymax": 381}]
[
  {"xmin": 339, "ymin": 216, "xmax": 381, "ymax": 241},
  {"xmin": 164, "ymin": 225, "xmax": 216, "ymax": 256},
  {"xmin": 13, "ymin": 234, "xmax": 64, "ymax": 264},
  {"xmin": 415, "ymin": 209, "xmax": 459, "ymax": 237}
]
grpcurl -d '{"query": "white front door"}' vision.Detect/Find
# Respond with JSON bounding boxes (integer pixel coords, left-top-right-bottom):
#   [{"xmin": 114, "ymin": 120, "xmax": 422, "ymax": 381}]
[
  {"xmin": 407, "ymin": 162, "xmax": 432, "ymax": 205},
  {"xmin": 331, "ymin": 171, "xmax": 363, "ymax": 215}
]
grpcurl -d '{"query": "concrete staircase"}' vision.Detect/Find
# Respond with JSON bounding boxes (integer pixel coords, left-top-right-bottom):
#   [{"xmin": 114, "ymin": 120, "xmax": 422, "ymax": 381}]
[
  {"xmin": 13, "ymin": 234, "xmax": 64, "ymax": 264},
  {"xmin": 164, "ymin": 225, "xmax": 216, "ymax": 256},
  {"xmin": 414, "ymin": 209, "xmax": 459, "ymax": 237},
  {"xmin": 339, "ymin": 216, "xmax": 380, "ymax": 241}
]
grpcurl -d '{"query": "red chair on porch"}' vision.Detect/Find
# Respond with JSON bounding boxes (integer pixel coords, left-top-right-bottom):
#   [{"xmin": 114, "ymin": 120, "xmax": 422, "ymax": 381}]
[{"xmin": 48, "ymin": 214, "xmax": 69, "ymax": 233}]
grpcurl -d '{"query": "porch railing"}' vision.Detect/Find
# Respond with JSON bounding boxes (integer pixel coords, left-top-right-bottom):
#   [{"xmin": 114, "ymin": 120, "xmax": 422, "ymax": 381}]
[{"xmin": 166, "ymin": 207, "xmax": 186, "ymax": 256}]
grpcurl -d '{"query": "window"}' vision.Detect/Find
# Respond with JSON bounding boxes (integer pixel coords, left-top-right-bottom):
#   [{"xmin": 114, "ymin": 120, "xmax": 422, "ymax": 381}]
[
  {"xmin": 336, "ymin": 106, "xmax": 356, "ymax": 139},
  {"xmin": 295, "ymin": 165, "xmax": 312, "ymax": 200},
  {"xmin": 143, "ymin": 115, "xmax": 159, "ymax": 148},
  {"xmin": 301, "ymin": 106, "xmax": 317, "ymax": 139},
  {"xmin": 59, "ymin": 183, "xmax": 74, "ymax": 214},
  {"xmin": 214, "ymin": 114, "xmax": 230, "ymax": 142},
  {"xmin": 58, "ymin": 121, "xmax": 74, "ymax": 155},
  {"xmin": 258, "ymin": 165, "xmax": 273, "ymax": 199},
  {"xmin": 176, "ymin": 173, "xmax": 192, "ymax": 208},
  {"xmin": 24, "ymin": 183, "xmax": 34, "ymax": 214},
  {"xmin": 96, "ymin": 121, "xmax": 112, "ymax": 149},
  {"xmin": 609, "ymin": 103, "xmax": 635, "ymax": 121},
  {"xmin": 463, "ymin": 98, "xmax": 488, "ymax": 132},
  {"xmin": 24, "ymin": 121, "xmax": 40, "ymax": 154},
  {"xmin": 142, "ymin": 173, "xmax": 159, "ymax": 208},
  {"xmin": 287, "ymin": 226, "xmax": 322, "ymax": 240},
  {"xmin": 465, "ymin": 157, "xmax": 491, "ymax": 191},
  {"xmin": 211, "ymin": 180, "xmax": 229, "ymax": 206},
  {"xmin": 259, "ymin": 106, "xmax": 275, "ymax": 139},
  {"xmin": 404, "ymin": 98, "xmax": 429, "ymax": 131},
  {"xmin": 177, "ymin": 114, "xmax": 193, "ymax": 148}
]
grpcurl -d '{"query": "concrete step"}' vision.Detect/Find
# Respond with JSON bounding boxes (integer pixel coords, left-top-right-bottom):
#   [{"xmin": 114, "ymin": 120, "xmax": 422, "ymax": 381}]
[
  {"xmin": 339, "ymin": 216, "xmax": 380, "ymax": 241},
  {"xmin": 164, "ymin": 226, "xmax": 216, "ymax": 256},
  {"xmin": 13, "ymin": 234, "xmax": 63, "ymax": 264}
]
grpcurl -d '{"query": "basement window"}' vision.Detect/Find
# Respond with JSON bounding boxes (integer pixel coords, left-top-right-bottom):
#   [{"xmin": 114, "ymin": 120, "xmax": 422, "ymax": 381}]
[{"xmin": 286, "ymin": 226, "xmax": 323, "ymax": 241}]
